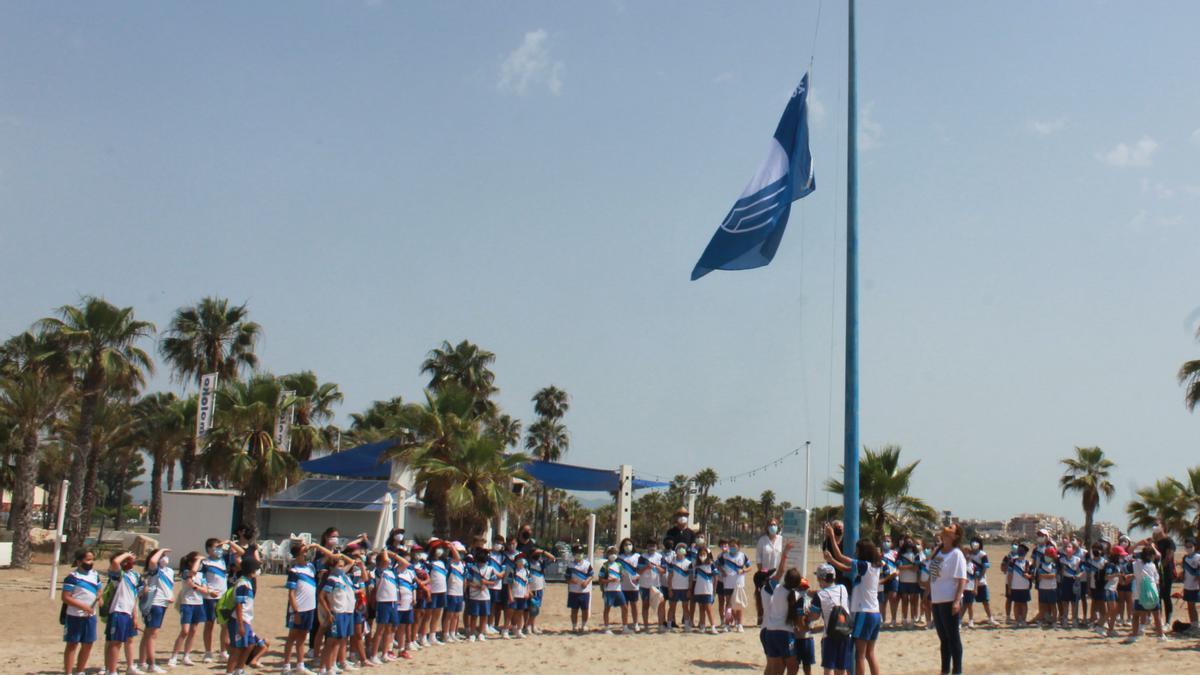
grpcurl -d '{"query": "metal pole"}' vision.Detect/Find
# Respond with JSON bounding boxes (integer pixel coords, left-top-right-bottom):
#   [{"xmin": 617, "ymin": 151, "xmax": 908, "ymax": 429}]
[
  {"xmin": 842, "ymin": 0, "xmax": 861, "ymax": 559},
  {"xmin": 49, "ymin": 478, "xmax": 69, "ymax": 598},
  {"xmin": 586, "ymin": 513, "xmax": 596, "ymax": 565},
  {"xmin": 801, "ymin": 441, "xmax": 812, "ymax": 577}
]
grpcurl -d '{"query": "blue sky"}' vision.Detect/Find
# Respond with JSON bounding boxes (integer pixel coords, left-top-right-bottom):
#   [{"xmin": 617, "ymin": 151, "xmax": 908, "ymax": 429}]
[{"xmin": 2, "ymin": 1, "xmax": 1198, "ymax": 526}]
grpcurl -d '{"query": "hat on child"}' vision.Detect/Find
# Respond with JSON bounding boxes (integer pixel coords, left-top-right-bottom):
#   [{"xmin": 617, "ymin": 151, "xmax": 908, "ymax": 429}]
[{"xmin": 816, "ymin": 563, "xmax": 836, "ymax": 580}]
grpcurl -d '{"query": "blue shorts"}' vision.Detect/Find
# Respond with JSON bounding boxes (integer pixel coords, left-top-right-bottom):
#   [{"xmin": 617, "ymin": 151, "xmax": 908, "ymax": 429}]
[
  {"xmin": 227, "ymin": 621, "xmax": 258, "ymax": 649},
  {"xmin": 414, "ymin": 595, "xmax": 430, "ymax": 610},
  {"xmin": 466, "ymin": 599, "xmax": 489, "ymax": 617},
  {"xmin": 202, "ymin": 597, "xmax": 218, "ymax": 622},
  {"xmin": 851, "ymin": 612, "xmax": 881, "ymax": 641},
  {"xmin": 567, "ymin": 592, "xmax": 590, "ymax": 610},
  {"xmin": 639, "ymin": 587, "xmax": 654, "ymax": 602},
  {"xmin": 287, "ymin": 608, "xmax": 316, "ymax": 631},
  {"xmin": 489, "ymin": 588, "xmax": 508, "ymax": 608},
  {"xmin": 1134, "ymin": 600, "xmax": 1161, "ymax": 612},
  {"xmin": 1037, "ymin": 588, "xmax": 1058, "ymax": 605},
  {"xmin": 883, "ymin": 577, "xmax": 900, "ymax": 593},
  {"xmin": 105, "ymin": 612, "xmax": 137, "ymax": 643},
  {"xmin": 353, "ymin": 609, "xmax": 366, "ymax": 626},
  {"xmin": 326, "ymin": 612, "xmax": 354, "ymax": 639},
  {"xmin": 622, "ymin": 589, "xmax": 640, "ymax": 603},
  {"xmin": 397, "ymin": 608, "xmax": 415, "ymax": 625},
  {"xmin": 429, "ymin": 592, "xmax": 446, "ymax": 609},
  {"xmin": 1057, "ymin": 583, "xmax": 1077, "ymax": 602},
  {"xmin": 963, "ymin": 591, "xmax": 976, "ymax": 605},
  {"xmin": 899, "ymin": 581, "xmax": 921, "ymax": 595},
  {"xmin": 179, "ymin": 603, "xmax": 207, "ymax": 625},
  {"xmin": 64, "ymin": 615, "xmax": 97, "ymax": 644},
  {"xmin": 693, "ymin": 593, "xmax": 714, "ymax": 605},
  {"xmin": 375, "ymin": 601, "xmax": 399, "ymax": 626},
  {"xmin": 1010, "ymin": 588, "xmax": 1031, "ymax": 603},
  {"xmin": 604, "ymin": 590, "xmax": 626, "ymax": 607},
  {"xmin": 142, "ymin": 605, "xmax": 167, "ymax": 629},
  {"xmin": 795, "ymin": 636, "xmax": 816, "ymax": 665},
  {"xmin": 820, "ymin": 635, "xmax": 852, "ymax": 670},
  {"xmin": 446, "ymin": 595, "xmax": 465, "ymax": 613},
  {"xmin": 1091, "ymin": 587, "xmax": 1107, "ymax": 602},
  {"xmin": 759, "ymin": 629, "xmax": 795, "ymax": 659},
  {"xmin": 510, "ymin": 597, "xmax": 529, "ymax": 611},
  {"xmin": 975, "ymin": 585, "xmax": 990, "ymax": 603},
  {"xmin": 670, "ymin": 588, "xmax": 689, "ymax": 602},
  {"xmin": 718, "ymin": 587, "xmax": 735, "ymax": 597},
  {"xmin": 1104, "ymin": 590, "xmax": 1118, "ymax": 602},
  {"xmin": 1184, "ymin": 589, "xmax": 1199, "ymax": 603}
]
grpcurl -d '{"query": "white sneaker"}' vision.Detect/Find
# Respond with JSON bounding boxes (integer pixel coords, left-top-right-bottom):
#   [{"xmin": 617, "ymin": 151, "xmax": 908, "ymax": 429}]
[
  {"xmin": 420, "ymin": 636, "xmax": 430, "ymax": 647},
  {"xmin": 1158, "ymin": 634, "xmax": 1170, "ymax": 642},
  {"xmin": 297, "ymin": 665, "xmax": 318, "ymax": 674},
  {"xmin": 343, "ymin": 661, "xmax": 360, "ymax": 671},
  {"xmin": 128, "ymin": 667, "xmax": 146, "ymax": 675},
  {"xmin": 477, "ymin": 634, "xmax": 487, "ymax": 642},
  {"xmin": 485, "ymin": 624, "xmax": 498, "ymax": 634},
  {"xmin": 1122, "ymin": 635, "xmax": 1139, "ymax": 644},
  {"xmin": 182, "ymin": 656, "xmax": 196, "ymax": 667},
  {"xmin": 221, "ymin": 651, "xmax": 230, "ymax": 661},
  {"xmin": 708, "ymin": 626, "xmax": 719, "ymax": 635},
  {"xmin": 469, "ymin": 634, "xmax": 477, "ymax": 643},
  {"xmin": 282, "ymin": 666, "xmax": 294, "ymax": 674},
  {"xmin": 736, "ymin": 624, "xmax": 744, "ymax": 633},
  {"xmin": 502, "ymin": 630, "xmax": 512, "ymax": 639},
  {"xmin": 167, "ymin": 657, "xmax": 179, "ymax": 668},
  {"xmin": 150, "ymin": 666, "xmax": 168, "ymax": 674},
  {"xmin": 621, "ymin": 626, "xmax": 633, "ymax": 635},
  {"xmin": 202, "ymin": 653, "xmax": 214, "ymax": 664}
]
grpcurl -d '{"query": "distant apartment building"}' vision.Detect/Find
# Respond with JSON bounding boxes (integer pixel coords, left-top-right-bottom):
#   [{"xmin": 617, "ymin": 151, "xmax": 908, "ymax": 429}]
[
  {"xmin": 959, "ymin": 518, "xmax": 1007, "ymax": 541},
  {"xmin": 1004, "ymin": 513, "xmax": 1076, "ymax": 541}
]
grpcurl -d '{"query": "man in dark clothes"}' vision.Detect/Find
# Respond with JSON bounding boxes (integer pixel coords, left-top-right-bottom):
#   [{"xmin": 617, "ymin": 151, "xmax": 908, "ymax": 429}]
[
  {"xmin": 663, "ymin": 507, "xmax": 696, "ymax": 549},
  {"xmin": 1152, "ymin": 523, "xmax": 1177, "ymax": 623},
  {"xmin": 821, "ymin": 520, "xmax": 851, "ymax": 591}
]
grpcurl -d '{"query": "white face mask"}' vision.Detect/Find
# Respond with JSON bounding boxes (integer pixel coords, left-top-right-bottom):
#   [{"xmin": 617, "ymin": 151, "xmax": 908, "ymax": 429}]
[
  {"xmin": 575, "ymin": 553, "xmax": 587, "ymax": 562},
  {"xmin": 417, "ymin": 552, "xmax": 428, "ymax": 561},
  {"xmin": 607, "ymin": 553, "xmax": 617, "ymax": 562},
  {"xmin": 971, "ymin": 542, "xmax": 980, "ymax": 551},
  {"xmin": 676, "ymin": 548, "xmax": 687, "ymax": 557},
  {"xmin": 622, "ymin": 545, "xmax": 633, "ymax": 553},
  {"xmin": 768, "ymin": 525, "xmax": 779, "ymax": 535},
  {"xmin": 677, "ymin": 517, "xmax": 688, "ymax": 526},
  {"xmin": 393, "ymin": 534, "xmax": 404, "ymax": 544},
  {"xmin": 696, "ymin": 538, "xmax": 706, "ymax": 547}
]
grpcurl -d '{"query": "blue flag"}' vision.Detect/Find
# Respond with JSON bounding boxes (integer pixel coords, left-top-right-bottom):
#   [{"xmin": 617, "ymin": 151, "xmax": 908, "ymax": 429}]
[{"xmin": 691, "ymin": 74, "xmax": 815, "ymax": 280}]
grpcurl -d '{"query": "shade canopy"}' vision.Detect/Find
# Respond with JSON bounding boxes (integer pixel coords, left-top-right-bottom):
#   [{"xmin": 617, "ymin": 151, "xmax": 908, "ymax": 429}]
[{"xmin": 299, "ymin": 440, "xmax": 669, "ymax": 492}]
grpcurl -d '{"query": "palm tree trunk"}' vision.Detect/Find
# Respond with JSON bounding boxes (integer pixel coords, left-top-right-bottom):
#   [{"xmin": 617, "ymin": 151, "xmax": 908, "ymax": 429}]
[
  {"xmin": 150, "ymin": 448, "xmax": 164, "ymax": 532},
  {"xmin": 10, "ymin": 429, "xmax": 39, "ymax": 568},
  {"xmin": 180, "ymin": 436, "xmax": 196, "ymax": 489},
  {"xmin": 166, "ymin": 460, "xmax": 175, "ymax": 492},
  {"xmin": 1083, "ymin": 507, "xmax": 1095, "ymax": 547},
  {"xmin": 82, "ymin": 437, "xmax": 101, "ymax": 533},
  {"xmin": 65, "ymin": 387, "xmax": 100, "ymax": 553},
  {"xmin": 113, "ymin": 455, "xmax": 129, "ymax": 531},
  {"xmin": 240, "ymin": 485, "xmax": 261, "ymax": 531}
]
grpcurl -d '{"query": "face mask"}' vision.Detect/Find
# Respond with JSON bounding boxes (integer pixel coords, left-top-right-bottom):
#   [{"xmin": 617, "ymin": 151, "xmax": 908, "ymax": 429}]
[
  {"xmin": 393, "ymin": 534, "xmax": 404, "ymax": 544},
  {"xmin": 729, "ymin": 547, "xmax": 738, "ymax": 555},
  {"xmin": 417, "ymin": 552, "xmax": 428, "ymax": 561},
  {"xmin": 607, "ymin": 554, "xmax": 617, "ymax": 562},
  {"xmin": 768, "ymin": 525, "xmax": 779, "ymax": 535},
  {"xmin": 494, "ymin": 544, "xmax": 504, "ymax": 552},
  {"xmin": 696, "ymin": 538, "xmax": 706, "ymax": 547},
  {"xmin": 698, "ymin": 555, "xmax": 709, "ymax": 563},
  {"xmin": 677, "ymin": 517, "xmax": 688, "ymax": 526},
  {"xmin": 922, "ymin": 549, "xmax": 931, "ymax": 558},
  {"xmin": 882, "ymin": 542, "xmax": 891, "ymax": 551},
  {"xmin": 1010, "ymin": 545, "xmax": 1018, "ymax": 553},
  {"xmin": 575, "ymin": 553, "xmax": 587, "ymax": 562},
  {"xmin": 676, "ymin": 548, "xmax": 687, "ymax": 557},
  {"xmin": 160, "ymin": 556, "xmax": 170, "ymax": 568},
  {"xmin": 433, "ymin": 549, "xmax": 443, "ymax": 559},
  {"xmin": 209, "ymin": 550, "xmax": 221, "ymax": 559},
  {"xmin": 81, "ymin": 562, "xmax": 94, "ymax": 571},
  {"xmin": 970, "ymin": 543, "xmax": 980, "ymax": 551}
]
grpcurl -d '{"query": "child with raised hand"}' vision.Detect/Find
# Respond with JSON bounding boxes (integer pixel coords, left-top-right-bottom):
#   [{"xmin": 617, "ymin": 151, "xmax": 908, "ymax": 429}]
[
  {"xmin": 822, "ymin": 522, "xmax": 882, "ymax": 675},
  {"xmin": 225, "ymin": 558, "xmax": 265, "ymax": 675},
  {"xmin": 565, "ymin": 545, "xmax": 593, "ymax": 634},
  {"xmin": 1123, "ymin": 540, "xmax": 1167, "ymax": 643},
  {"xmin": 104, "ymin": 551, "xmax": 142, "ymax": 675},
  {"xmin": 200, "ymin": 537, "xmax": 242, "ymax": 663},
  {"xmin": 757, "ymin": 540, "xmax": 800, "ymax": 675},
  {"xmin": 369, "ymin": 548, "xmax": 407, "ymax": 664},
  {"xmin": 168, "ymin": 552, "xmax": 208, "ymax": 667},
  {"xmin": 281, "ymin": 542, "xmax": 319, "ymax": 674},
  {"xmin": 62, "ymin": 549, "xmax": 100, "ymax": 675},
  {"xmin": 137, "ymin": 548, "xmax": 172, "ymax": 673},
  {"xmin": 318, "ymin": 554, "xmax": 357, "ymax": 674},
  {"xmin": 342, "ymin": 546, "xmax": 372, "ymax": 668}
]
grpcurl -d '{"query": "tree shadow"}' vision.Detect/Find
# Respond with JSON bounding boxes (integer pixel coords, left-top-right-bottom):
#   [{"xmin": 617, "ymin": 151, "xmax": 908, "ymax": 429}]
[{"xmin": 689, "ymin": 659, "xmax": 760, "ymax": 670}]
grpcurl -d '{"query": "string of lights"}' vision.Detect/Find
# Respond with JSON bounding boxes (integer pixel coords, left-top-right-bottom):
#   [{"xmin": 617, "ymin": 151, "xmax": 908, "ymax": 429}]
[{"xmin": 638, "ymin": 441, "xmax": 811, "ymax": 487}]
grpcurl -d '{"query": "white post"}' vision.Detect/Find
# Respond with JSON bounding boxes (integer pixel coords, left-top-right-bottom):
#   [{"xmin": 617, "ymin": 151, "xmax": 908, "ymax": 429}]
[
  {"xmin": 586, "ymin": 513, "xmax": 596, "ymax": 564},
  {"xmin": 800, "ymin": 441, "xmax": 812, "ymax": 578},
  {"xmin": 498, "ymin": 508, "xmax": 509, "ymax": 541},
  {"xmin": 686, "ymin": 483, "xmax": 697, "ymax": 527},
  {"xmin": 615, "ymin": 464, "xmax": 633, "ymax": 543},
  {"xmin": 394, "ymin": 488, "xmax": 407, "ymax": 531},
  {"xmin": 48, "ymin": 479, "xmax": 69, "ymax": 598}
]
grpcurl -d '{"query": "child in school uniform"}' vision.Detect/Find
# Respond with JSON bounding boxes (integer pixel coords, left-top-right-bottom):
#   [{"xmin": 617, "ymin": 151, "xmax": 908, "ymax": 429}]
[
  {"xmin": 878, "ymin": 537, "xmax": 900, "ymax": 628},
  {"xmin": 525, "ymin": 546, "xmax": 554, "ymax": 635},
  {"xmin": 507, "ymin": 554, "xmax": 531, "ymax": 638},
  {"xmin": 917, "ymin": 543, "xmax": 933, "ymax": 628},
  {"xmin": 1007, "ymin": 544, "xmax": 1032, "ymax": 627},
  {"xmin": 1115, "ymin": 536, "xmax": 1134, "ymax": 626},
  {"xmin": 565, "ymin": 546, "xmax": 594, "ymax": 633},
  {"xmin": 62, "ymin": 549, "xmax": 100, "ymax": 675},
  {"xmin": 200, "ymin": 537, "xmax": 242, "ymax": 663},
  {"xmin": 368, "ymin": 548, "xmax": 406, "ymax": 663},
  {"xmin": 280, "ymin": 543, "xmax": 319, "ymax": 674},
  {"xmin": 104, "ymin": 551, "xmax": 141, "ymax": 675},
  {"xmin": 1181, "ymin": 538, "xmax": 1200, "ymax": 633},
  {"xmin": 1057, "ymin": 543, "xmax": 1082, "ymax": 628},
  {"xmin": 343, "ymin": 547, "xmax": 371, "ymax": 668},
  {"xmin": 485, "ymin": 538, "xmax": 508, "ymax": 635},
  {"xmin": 666, "ymin": 543, "xmax": 693, "ymax": 632},
  {"xmin": 466, "ymin": 542, "xmax": 496, "ymax": 642},
  {"xmin": 692, "ymin": 547, "xmax": 718, "ymax": 634},
  {"xmin": 226, "ymin": 558, "xmax": 265, "ymax": 675},
  {"xmin": 1096, "ymin": 545, "xmax": 1124, "ymax": 638},
  {"xmin": 808, "ymin": 563, "xmax": 851, "ymax": 675},
  {"xmin": 1034, "ymin": 546, "xmax": 1059, "ymax": 628},
  {"xmin": 896, "ymin": 539, "xmax": 921, "ymax": 628},
  {"xmin": 961, "ymin": 549, "xmax": 978, "ymax": 628},
  {"xmin": 967, "ymin": 538, "xmax": 996, "ymax": 626},
  {"xmin": 443, "ymin": 543, "xmax": 467, "ymax": 641},
  {"xmin": 823, "ymin": 523, "xmax": 882, "ymax": 675},
  {"xmin": 599, "ymin": 545, "xmax": 630, "ymax": 634},
  {"xmin": 137, "ymin": 548, "xmax": 173, "ymax": 673},
  {"xmin": 616, "ymin": 538, "xmax": 642, "ymax": 633},
  {"xmin": 719, "ymin": 538, "xmax": 752, "ymax": 632},
  {"xmin": 637, "ymin": 540, "xmax": 666, "ymax": 633},
  {"xmin": 318, "ymin": 555, "xmax": 357, "ymax": 674},
  {"xmin": 756, "ymin": 541, "xmax": 800, "ymax": 674},
  {"xmin": 167, "ymin": 553, "xmax": 209, "ymax": 667}
]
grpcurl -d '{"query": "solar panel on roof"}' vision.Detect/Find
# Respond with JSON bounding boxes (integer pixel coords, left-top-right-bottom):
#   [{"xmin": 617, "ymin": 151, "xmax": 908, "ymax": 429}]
[{"xmin": 264, "ymin": 478, "xmax": 392, "ymax": 511}]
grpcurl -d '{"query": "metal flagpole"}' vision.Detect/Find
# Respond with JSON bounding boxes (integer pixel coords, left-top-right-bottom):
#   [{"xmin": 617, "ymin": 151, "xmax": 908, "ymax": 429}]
[
  {"xmin": 842, "ymin": 0, "xmax": 861, "ymax": 557},
  {"xmin": 800, "ymin": 441, "xmax": 812, "ymax": 577}
]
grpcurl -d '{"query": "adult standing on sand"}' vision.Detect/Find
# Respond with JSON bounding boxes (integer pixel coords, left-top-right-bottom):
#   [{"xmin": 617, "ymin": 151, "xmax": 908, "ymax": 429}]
[
  {"xmin": 663, "ymin": 507, "xmax": 695, "ymax": 549},
  {"xmin": 929, "ymin": 523, "xmax": 968, "ymax": 675},
  {"xmin": 1151, "ymin": 523, "xmax": 1177, "ymax": 624},
  {"xmin": 753, "ymin": 518, "xmax": 784, "ymax": 626}
]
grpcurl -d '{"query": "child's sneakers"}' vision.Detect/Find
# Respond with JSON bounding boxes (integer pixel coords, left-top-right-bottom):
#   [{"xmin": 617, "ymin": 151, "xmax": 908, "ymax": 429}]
[
  {"xmin": 202, "ymin": 652, "xmax": 215, "ymax": 664},
  {"xmin": 708, "ymin": 626, "xmax": 719, "ymax": 635},
  {"xmin": 148, "ymin": 665, "xmax": 168, "ymax": 674},
  {"xmin": 166, "ymin": 656, "xmax": 179, "ymax": 667},
  {"xmin": 736, "ymin": 624, "xmax": 745, "ymax": 633}
]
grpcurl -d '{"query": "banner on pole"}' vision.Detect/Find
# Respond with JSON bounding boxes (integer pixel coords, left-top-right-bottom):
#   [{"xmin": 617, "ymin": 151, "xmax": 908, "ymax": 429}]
[
  {"xmin": 195, "ymin": 373, "xmax": 218, "ymax": 438},
  {"xmin": 782, "ymin": 507, "xmax": 810, "ymax": 574},
  {"xmin": 274, "ymin": 390, "xmax": 296, "ymax": 452}
]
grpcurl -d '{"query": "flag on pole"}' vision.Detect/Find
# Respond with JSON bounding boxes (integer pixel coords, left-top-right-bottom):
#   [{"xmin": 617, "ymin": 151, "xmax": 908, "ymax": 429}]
[
  {"xmin": 691, "ymin": 73, "xmax": 815, "ymax": 280},
  {"xmin": 195, "ymin": 373, "xmax": 218, "ymax": 438},
  {"xmin": 274, "ymin": 390, "xmax": 296, "ymax": 453}
]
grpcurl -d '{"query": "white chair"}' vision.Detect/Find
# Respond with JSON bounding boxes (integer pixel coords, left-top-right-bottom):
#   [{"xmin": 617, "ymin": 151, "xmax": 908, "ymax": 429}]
[
  {"xmin": 270, "ymin": 539, "xmax": 290, "ymax": 572},
  {"xmin": 256, "ymin": 540, "xmax": 274, "ymax": 573}
]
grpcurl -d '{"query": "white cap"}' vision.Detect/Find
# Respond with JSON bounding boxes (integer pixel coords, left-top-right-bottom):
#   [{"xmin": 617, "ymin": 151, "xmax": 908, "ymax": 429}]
[{"xmin": 816, "ymin": 563, "xmax": 836, "ymax": 580}]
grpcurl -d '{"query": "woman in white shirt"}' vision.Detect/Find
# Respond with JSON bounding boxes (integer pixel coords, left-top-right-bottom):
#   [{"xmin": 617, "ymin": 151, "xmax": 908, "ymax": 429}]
[
  {"xmin": 1122, "ymin": 541, "xmax": 1166, "ymax": 643},
  {"xmin": 929, "ymin": 523, "xmax": 968, "ymax": 675},
  {"xmin": 754, "ymin": 519, "xmax": 785, "ymax": 626},
  {"xmin": 822, "ymin": 522, "xmax": 882, "ymax": 675}
]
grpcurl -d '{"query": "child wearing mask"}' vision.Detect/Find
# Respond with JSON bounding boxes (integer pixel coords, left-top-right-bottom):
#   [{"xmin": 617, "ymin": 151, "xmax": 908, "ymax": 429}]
[
  {"xmin": 756, "ymin": 541, "xmax": 801, "ymax": 675},
  {"xmin": 1057, "ymin": 543, "xmax": 1082, "ymax": 629},
  {"xmin": 443, "ymin": 543, "xmax": 467, "ymax": 641},
  {"xmin": 616, "ymin": 538, "xmax": 642, "ymax": 633},
  {"xmin": 1116, "ymin": 535, "xmax": 1134, "ymax": 626},
  {"xmin": 137, "ymin": 548, "xmax": 173, "ymax": 674},
  {"xmin": 566, "ymin": 545, "xmax": 593, "ymax": 633},
  {"xmin": 638, "ymin": 540, "xmax": 666, "ymax": 632},
  {"xmin": 1033, "ymin": 547, "xmax": 1059, "ymax": 628},
  {"xmin": 168, "ymin": 553, "xmax": 209, "ymax": 668},
  {"xmin": 807, "ymin": 563, "xmax": 851, "ymax": 675},
  {"xmin": 318, "ymin": 555, "xmax": 358, "ymax": 674},
  {"xmin": 465, "ymin": 543, "xmax": 495, "ymax": 643},
  {"xmin": 878, "ymin": 536, "xmax": 900, "ymax": 628},
  {"xmin": 200, "ymin": 538, "xmax": 242, "ymax": 663},
  {"xmin": 967, "ymin": 538, "xmax": 996, "ymax": 626},
  {"xmin": 525, "ymin": 546, "xmax": 554, "ymax": 635},
  {"xmin": 599, "ymin": 545, "xmax": 630, "ymax": 634},
  {"xmin": 1007, "ymin": 544, "xmax": 1032, "ymax": 627},
  {"xmin": 281, "ymin": 543, "xmax": 320, "ymax": 674},
  {"xmin": 104, "ymin": 551, "xmax": 141, "ymax": 675},
  {"xmin": 718, "ymin": 538, "xmax": 752, "ymax": 632},
  {"xmin": 62, "ymin": 549, "xmax": 100, "ymax": 675},
  {"xmin": 822, "ymin": 523, "xmax": 882, "ymax": 675},
  {"xmin": 1123, "ymin": 541, "xmax": 1167, "ymax": 643},
  {"xmin": 506, "ymin": 554, "xmax": 531, "ymax": 638},
  {"xmin": 667, "ymin": 543, "xmax": 693, "ymax": 632},
  {"xmin": 1096, "ymin": 545, "xmax": 1124, "ymax": 638},
  {"xmin": 897, "ymin": 539, "xmax": 921, "ymax": 628},
  {"xmin": 226, "ymin": 558, "xmax": 265, "ymax": 675},
  {"xmin": 692, "ymin": 546, "xmax": 718, "ymax": 634}
]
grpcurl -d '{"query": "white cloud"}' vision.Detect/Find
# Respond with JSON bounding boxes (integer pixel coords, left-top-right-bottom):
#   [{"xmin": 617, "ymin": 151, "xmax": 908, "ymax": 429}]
[
  {"xmin": 1140, "ymin": 177, "xmax": 1174, "ymax": 199},
  {"xmin": 808, "ymin": 88, "xmax": 826, "ymax": 126},
  {"xmin": 498, "ymin": 29, "xmax": 564, "ymax": 96},
  {"xmin": 1028, "ymin": 116, "xmax": 1067, "ymax": 136},
  {"xmin": 713, "ymin": 72, "xmax": 735, "ymax": 85},
  {"xmin": 1097, "ymin": 136, "xmax": 1158, "ymax": 168},
  {"xmin": 859, "ymin": 103, "xmax": 882, "ymax": 151}
]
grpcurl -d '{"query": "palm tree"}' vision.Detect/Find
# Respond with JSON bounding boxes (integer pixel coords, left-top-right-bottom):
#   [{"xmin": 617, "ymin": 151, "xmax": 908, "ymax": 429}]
[
  {"xmin": 160, "ymin": 297, "xmax": 260, "ymax": 489},
  {"xmin": 825, "ymin": 444, "xmax": 938, "ymax": 541},
  {"xmin": 346, "ymin": 396, "xmax": 406, "ymax": 446},
  {"xmin": 279, "ymin": 371, "xmax": 343, "ymax": 461},
  {"xmin": 415, "ymin": 432, "xmax": 530, "ymax": 537},
  {"xmin": 1127, "ymin": 478, "xmax": 1189, "ymax": 536},
  {"xmin": 133, "ymin": 392, "xmax": 186, "ymax": 531},
  {"xmin": 760, "ymin": 489, "xmax": 777, "ymax": 524},
  {"xmin": 487, "ymin": 414, "xmax": 522, "ymax": 449},
  {"xmin": 532, "ymin": 386, "xmax": 570, "ymax": 420},
  {"xmin": 420, "ymin": 340, "xmax": 497, "ymax": 417},
  {"xmin": 0, "ymin": 333, "xmax": 71, "ymax": 567},
  {"xmin": 203, "ymin": 375, "xmax": 299, "ymax": 528},
  {"xmin": 39, "ymin": 297, "xmax": 154, "ymax": 552},
  {"xmin": 693, "ymin": 468, "xmax": 718, "ymax": 533},
  {"xmin": 1178, "ymin": 327, "xmax": 1200, "ymax": 411},
  {"xmin": 382, "ymin": 385, "xmax": 478, "ymax": 537},
  {"xmin": 1058, "ymin": 446, "xmax": 1116, "ymax": 545},
  {"xmin": 525, "ymin": 417, "xmax": 569, "ymax": 536},
  {"xmin": 1176, "ymin": 466, "xmax": 1200, "ymax": 536}
]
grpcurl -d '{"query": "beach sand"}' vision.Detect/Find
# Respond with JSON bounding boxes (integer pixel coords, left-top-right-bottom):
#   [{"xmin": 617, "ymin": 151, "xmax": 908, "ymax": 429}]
[{"xmin": 4, "ymin": 545, "xmax": 1196, "ymax": 674}]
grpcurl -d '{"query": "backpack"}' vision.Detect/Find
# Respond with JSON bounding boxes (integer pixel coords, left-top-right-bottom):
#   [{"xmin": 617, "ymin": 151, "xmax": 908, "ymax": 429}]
[
  {"xmin": 1138, "ymin": 572, "xmax": 1160, "ymax": 609},
  {"xmin": 214, "ymin": 586, "xmax": 238, "ymax": 625},
  {"xmin": 98, "ymin": 579, "xmax": 117, "ymax": 621},
  {"xmin": 826, "ymin": 605, "xmax": 852, "ymax": 639}
]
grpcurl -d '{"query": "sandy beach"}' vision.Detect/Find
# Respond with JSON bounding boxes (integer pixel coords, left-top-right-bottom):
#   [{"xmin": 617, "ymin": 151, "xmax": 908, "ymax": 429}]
[{"xmin": 5, "ymin": 545, "xmax": 1197, "ymax": 674}]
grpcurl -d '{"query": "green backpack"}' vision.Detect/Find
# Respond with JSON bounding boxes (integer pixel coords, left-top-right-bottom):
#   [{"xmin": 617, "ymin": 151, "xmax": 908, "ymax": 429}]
[
  {"xmin": 214, "ymin": 586, "xmax": 238, "ymax": 625},
  {"xmin": 97, "ymin": 579, "xmax": 117, "ymax": 622},
  {"xmin": 1138, "ymin": 572, "xmax": 1160, "ymax": 608}
]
